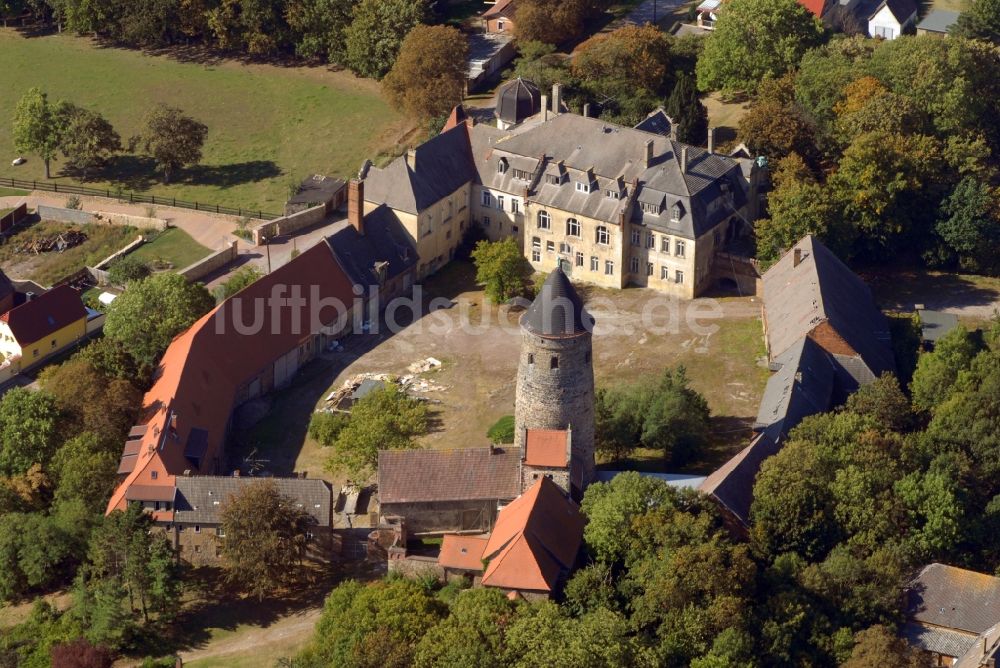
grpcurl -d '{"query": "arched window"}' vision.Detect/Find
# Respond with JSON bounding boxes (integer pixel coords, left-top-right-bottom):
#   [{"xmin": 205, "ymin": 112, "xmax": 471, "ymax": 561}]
[
  {"xmin": 528, "ymin": 353, "xmax": 534, "ymax": 365},
  {"xmin": 596, "ymin": 226, "xmax": 610, "ymax": 245},
  {"xmin": 497, "ymin": 158, "xmax": 508, "ymax": 174},
  {"xmin": 671, "ymin": 203, "xmax": 682, "ymax": 222},
  {"xmin": 566, "ymin": 218, "xmax": 580, "ymax": 237},
  {"xmin": 537, "ymin": 210, "xmax": 550, "ymax": 230}
]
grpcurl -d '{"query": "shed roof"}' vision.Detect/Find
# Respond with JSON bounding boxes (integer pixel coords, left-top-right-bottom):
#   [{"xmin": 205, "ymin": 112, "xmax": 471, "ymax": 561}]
[
  {"xmin": 524, "ymin": 429, "xmax": 569, "ymax": 468},
  {"xmin": 287, "ymin": 175, "xmax": 345, "ymax": 206},
  {"xmin": 378, "ymin": 446, "xmax": 521, "ymax": 504},
  {"xmin": 438, "ymin": 534, "xmax": 489, "ymax": 571},
  {"xmin": 918, "ymin": 309, "xmax": 959, "ymax": 344},
  {"xmin": 917, "ymin": 8, "xmax": 959, "ymax": 31},
  {"xmin": 907, "ymin": 563, "xmax": 1000, "ymax": 635}
]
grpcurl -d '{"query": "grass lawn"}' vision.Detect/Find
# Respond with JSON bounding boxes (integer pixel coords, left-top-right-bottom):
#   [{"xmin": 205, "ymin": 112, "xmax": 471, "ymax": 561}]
[
  {"xmin": 928, "ymin": 0, "xmax": 969, "ymax": 11},
  {"xmin": 131, "ymin": 227, "xmax": 212, "ymax": 270},
  {"xmin": 0, "ymin": 187, "xmax": 29, "ymax": 197},
  {"xmin": 0, "ymin": 30, "xmax": 412, "ymax": 213},
  {"xmin": 0, "ymin": 220, "xmax": 139, "ymax": 285},
  {"xmin": 704, "ymin": 92, "xmax": 749, "ymax": 151}
]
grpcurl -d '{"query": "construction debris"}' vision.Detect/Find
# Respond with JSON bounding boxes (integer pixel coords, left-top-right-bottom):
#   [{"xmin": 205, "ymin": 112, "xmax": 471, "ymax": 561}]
[
  {"xmin": 15, "ymin": 229, "xmax": 88, "ymax": 254},
  {"xmin": 407, "ymin": 357, "xmax": 442, "ymax": 374},
  {"xmin": 320, "ymin": 369, "xmax": 447, "ymax": 413}
]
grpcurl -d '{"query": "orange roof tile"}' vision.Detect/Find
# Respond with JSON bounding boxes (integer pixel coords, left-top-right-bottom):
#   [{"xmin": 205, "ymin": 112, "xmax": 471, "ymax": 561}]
[
  {"xmin": 480, "ymin": 477, "xmax": 583, "ymax": 593},
  {"xmin": 438, "ymin": 535, "xmax": 489, "ymax": 571},
  {"xmin": 524, "ymin": 429, "xmax": 569, "ymax": 468},
  {"xmin": 107, "ymin": 241, "xmax": 358, "ymax": 515}
]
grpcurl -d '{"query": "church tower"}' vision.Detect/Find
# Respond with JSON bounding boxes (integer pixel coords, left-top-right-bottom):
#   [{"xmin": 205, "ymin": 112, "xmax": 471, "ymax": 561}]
[{"xmin": 514, "ymin": 268, "xmax": 596, "ymax": 499}]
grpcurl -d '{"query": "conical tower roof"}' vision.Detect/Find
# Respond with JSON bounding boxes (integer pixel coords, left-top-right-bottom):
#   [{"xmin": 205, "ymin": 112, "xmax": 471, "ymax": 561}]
[{"xmin": 521, "ymin": 267, "xmax": 594, "ymax": 337}]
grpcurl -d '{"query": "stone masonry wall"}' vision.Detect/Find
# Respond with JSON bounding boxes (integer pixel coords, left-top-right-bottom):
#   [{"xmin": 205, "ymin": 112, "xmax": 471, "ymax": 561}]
[{"xmin": 514, "ymin": 329, "xmax": 596, "ymax": 488}]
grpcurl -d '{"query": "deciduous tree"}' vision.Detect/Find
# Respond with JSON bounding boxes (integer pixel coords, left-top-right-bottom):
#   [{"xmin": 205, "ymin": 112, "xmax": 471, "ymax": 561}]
[
  {"xmin": 106, "ymin": 255, "xmax": 150, "ymax": 286},
  {"xmin": 954, "ymin": 0, "xmax": 1000, "ymax": 43},
  {"xmin": 842, "ymin": 625, "xmax": 927, "ymax": 668},
  {"xmin": 103, "ymin": 272, "xmax": 215, "ymax": 364},
  {"xmin": 12, "ymin": 87, "xmax": 62, "ymax": 178},
  {"xmin": 696, "ymin": 0, "xmax": 824, "ymax": 94},
  {"xmin": 471, "ymin": 237, "xmax": 531, "ymax": 304},
  {"xmin": 53, "ymin": 102, "xmax": 121, "ymax": 180},
  {"xmin": 219, "ymin": 479, "xmax": 314, "ymax": 600},
  {"xmin": 514, "ymin": 0, "xmax": 591, "ymax": 45},
  {"xmin": 573, "ymin": 25, "xmax": 672, "ymax": 100},
  {"xmin": 910, "ymin": 326, "xmax": 982, "ymax": 413},
  {"xmin": 131, "ymin": 105, "xmax": 208, "ymax": 184},
  {"xmin": 383, "ymin": 24, "xmax": 468, "ymax": 122},
  {"xmin": 0, "ymin": 388, "xmax": 60, "ymax": 476},
  {"xmin": 343, "ymin": 0, "xmax": 427, "ymax": 80},
  {"xmin": 326, "ymin": 382, "xmax": 429, "ymax": 478},
  {"xmin": 936, "ymin": 176, "xmax": 1000, "ymax": 274},
  {"xmin": 285, "ymin": 0, "xmax": 355, "ymax": 64}
]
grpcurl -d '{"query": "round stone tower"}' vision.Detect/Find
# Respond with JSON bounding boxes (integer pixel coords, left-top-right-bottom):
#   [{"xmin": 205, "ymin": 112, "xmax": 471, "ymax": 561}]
[{"xmin": 514, "ymin": 267, "xmax": 596, "ymax": 495}]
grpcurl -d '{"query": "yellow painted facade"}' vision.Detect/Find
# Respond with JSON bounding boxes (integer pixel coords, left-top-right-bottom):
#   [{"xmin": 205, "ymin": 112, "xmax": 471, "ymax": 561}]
[{"xmin": 0, "ymin": 316, "xmax": 87, "ymax": 367}]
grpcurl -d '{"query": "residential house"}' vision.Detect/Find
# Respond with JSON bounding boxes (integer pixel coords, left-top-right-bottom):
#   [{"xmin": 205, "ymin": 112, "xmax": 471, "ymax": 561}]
[
  {"xmin": 0, "ymin": 284, "xmax": 87, "ymax": 369},
  {"xmin": 483, "ymin": 0, "xmax": 517, "ymax": 34},
  {"xmin": 161, "ymin": 474, "xmax": 335, "ymax": 566},
  {"xmin": 437, "ymin": 477, "xmax": 584, "ymax": 600},
  {"xmin": 917, "ymin": 8, "xmax": 960, "ymax": 35},
  {"xmin": 700, "ymin": 235, "xmax": 895, "ymax": 529},
  {"xmin": 904, "ymin": 563, "xmax": 1000, "ymax": 666},
  {"xmin": 107, "ymin": 240, "xmax": 362, "ymax": 517},
  {"xmin": 866, "ymin": 0, "xmax": 918, "ymax": 38}
]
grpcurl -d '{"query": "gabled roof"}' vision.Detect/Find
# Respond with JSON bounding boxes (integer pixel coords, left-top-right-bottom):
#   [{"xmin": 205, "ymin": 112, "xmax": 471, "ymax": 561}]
[
  {"xmin": 107, "ymin": 242, "xmax": 358, "ymax": 515},
  {"xmin": 520, "ymin": 267, "xmax": 594, "ymax": 338},
  {"xmin": 868, "ymin": 0, "xmax": 918, "ymax": 21},
  {"xmin": 797, "ymin": 0, "xmax": 829, "ymax": 17},
  {"xmin": 326, "ymin": 208, "xmax": 416, "ymax": 287},
  {"xmin": 754, "ymin": 336, "xmax": 837, "ymax": 441},
  {"xmin": 524, "ymin": 429, "xmax": 569, "ymax": 468},
  {"xmin": 377, "ymin": 446, "xmax": 521, "ymax": 504},
  {"xmin": 633, "ymin": 108, "xmax": 674, "ymax": 137},
  {"xmin": 0, "ymin": 284, "xmax": 86, "ymax": 345},
  {"xmin": 480, "ymin": 477, "xmax": 583, "ymax": 593},
  {"xmin": 483, "ymin": 0, "xmax": 517, "ymax": 17},
  {"xmin": 363, "ymin": 122, "xmax": 477, "ymax": 215},
  {"xmin": 173, "ymin": 476, "xmax": 332, "ymax": 526},
  {"xmin": 698, "ymin": 433, "xmax": 782, "ymax": 527},
  {"xmin": 762, "ymin": 235, "xmax": 894, "ymax": 379},
  {"xmin": 907, "ymin": 564, "xmax": 1000, "ymax": 636}
]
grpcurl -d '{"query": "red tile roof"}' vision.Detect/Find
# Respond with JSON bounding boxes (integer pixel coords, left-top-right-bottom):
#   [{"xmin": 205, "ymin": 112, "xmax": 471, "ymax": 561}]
[
  {"xmin": 107, "ymin": 241, "xmax": 358, "ymax": 514},
  {"xmin": 524, "ymin": 429, "xmax": 569, "ymax": 468},
  {"xmin": 438, "ymin": 535, "xmax": 489, "ymax": 571},
  {"xmin": 797, "ymin": 0, "xmax": 827, "ymax": 16},
  {"xmin": 483, "ymin": 0, "xmax": 516, "ymax": 17},
  {"xmin": 0, "ymin": 284, "xmax": 86, "ymax": 345},
  {"xmin": 480, "ymin": 477, "xmax": 583, "ymax": 593}
]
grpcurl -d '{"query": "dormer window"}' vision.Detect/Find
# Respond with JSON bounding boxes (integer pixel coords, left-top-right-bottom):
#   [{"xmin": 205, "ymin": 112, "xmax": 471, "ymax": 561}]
[
  {"xmin": 605, "ymin": 189, "xmax": 621, "ymax": 199},
  {"xmin": 641, "ymin": 201, "xmax": 662, "ymax": 215},
  {"xmin": 497, "ymin": 158, "xmax": 508, "ymax": 174},
  {"xmin": 575, "ymin": 181, "xmax": 591, "ymax": 193},
  {"xmin": 546, "ymin": 174, "xmax": 562, "ymax": 185},
  {"xmin": 671, "ymin": 204, "xmax": 682, "ymax": 222},
  {"xmin": 513, "ymin": 168, "xmax": 530, "ymax": 180}
]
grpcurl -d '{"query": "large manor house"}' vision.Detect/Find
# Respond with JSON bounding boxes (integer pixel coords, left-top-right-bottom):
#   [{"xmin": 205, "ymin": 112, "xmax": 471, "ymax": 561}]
[{"xmin": 361, "ymin": 78, "xmax": 765, "ymax": 298}]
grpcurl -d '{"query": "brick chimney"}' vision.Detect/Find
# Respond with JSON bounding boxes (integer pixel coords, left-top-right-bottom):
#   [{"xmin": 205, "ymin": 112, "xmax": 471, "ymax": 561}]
[
  {"xmin": 681, "ymin": 147, "xmax": 688, "ymax": 173},
  {"xmin": 707, "ymin": 127, "xmax": 715, "ymax": 154},
  {"xmin": 645, "ymin": 138, "xmax": 654, "ymax": 168},
  {"xmin": 552, "ymin": 83, "xmax": 562, "ymax": 114},
  {"xmin": 348, "ymin": 178, "xmax": 364, "ymax": 236},
  {"xmin": 405, "ymin": 148, "xmax": 416, "ymax": 171}
]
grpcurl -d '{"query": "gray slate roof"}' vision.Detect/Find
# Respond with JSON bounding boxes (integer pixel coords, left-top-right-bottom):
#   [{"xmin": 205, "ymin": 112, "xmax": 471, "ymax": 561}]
[
  {"xmin": 633, "ymin": 108, "xmax": 674, "ymax": 137},
  {"xmin": 903, "ymin": 622, "xmax": 978, "ymax": 659},
  {"xmin": 907, "ymin": 563, "xmax": 1000, "ymax": 635},
  {"xmin": 363, "ymin": 123, "xmax": 477, "ymax": 215},
  {"xmin": 288, "ymin": 175, "xmax": 345, "ymax": 206},
  {"xmin": 754, "ymin": 336, "xmax": 837, "ymax": 441},
  {"xmin": 698, "ymin": 433, "xmax": 782, "ymax": 527},
  {"xmin": 917, "ymin": 8, "xmax": 959, "ymax": 31},
  {"xmin": 762, "ymin": 235, "xmax": 895, "ymax": 381},
  {"xmin": 325, "ymin": 206, "xmax": 417, "ymax": 286},
  {"xmin": 173, "ymin": 476, "xmax": 333, "ymax": 526},
  {"xmin": 918, "ymin": 309, "xmax": 959, "ymax": 344},
  {"xmin": 521, "ymin": 267, "xmax": 594, "ymax": 337}
]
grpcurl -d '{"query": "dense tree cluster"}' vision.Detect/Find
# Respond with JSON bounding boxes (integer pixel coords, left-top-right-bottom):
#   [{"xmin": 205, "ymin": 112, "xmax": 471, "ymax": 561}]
[
  {"xmin": 749, "ymin": 36, "xmax": 1000, "ymax": 272},
  {"xmin": 383, "ymin": 24, "xmax": 467, "ymax": 123}
]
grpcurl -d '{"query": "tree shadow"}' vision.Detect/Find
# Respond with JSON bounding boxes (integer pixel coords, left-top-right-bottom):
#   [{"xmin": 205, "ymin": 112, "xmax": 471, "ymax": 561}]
[
  {"xmin": 181, "ymin": 161, "xmax": 282, "ymax": 188},
  {"xmin": 93, "ymin": 154, "xmax": 159, "ymax": 191},
  {"xmin": 866, "ymin": 268, "xmax": 1000, "ymax": 312}
]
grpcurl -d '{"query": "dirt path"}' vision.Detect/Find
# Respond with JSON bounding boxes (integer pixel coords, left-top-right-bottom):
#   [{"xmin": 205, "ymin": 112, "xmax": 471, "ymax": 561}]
[{"xmin": 177, "ymin": 606, "xmax": 322, "ymax": 666}]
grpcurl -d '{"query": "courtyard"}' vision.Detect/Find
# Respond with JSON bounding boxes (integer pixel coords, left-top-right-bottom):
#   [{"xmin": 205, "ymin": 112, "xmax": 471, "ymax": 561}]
[{"xmin": 236, "ymin": 262, "xmax": 771, "ymax": 487}]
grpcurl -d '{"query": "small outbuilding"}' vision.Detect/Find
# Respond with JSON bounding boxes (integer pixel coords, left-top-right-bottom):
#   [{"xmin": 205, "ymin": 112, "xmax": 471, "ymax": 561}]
[
  {"xmin": 916, "ymin": 307, "xmax": 959, "ymax": 349},
  {"xmin": 285, "ymin": 174, "xmax": 347, "ymax": 216},
  {"xmin": 916, "ymin": 8, "xmax": 960, "ymax": 35}
]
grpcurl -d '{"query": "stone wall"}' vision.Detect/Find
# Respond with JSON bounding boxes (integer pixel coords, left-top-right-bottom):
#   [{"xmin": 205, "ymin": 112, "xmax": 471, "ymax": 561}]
[
  {"xmin": 711, "ymin": 251, "xmax": 761, "ymax": 297},
  {"xmin": 36, "ymin": 205, "xmax": 168, "ymax": 230},
  {"xmin": 251, "ymin": 204, "xmax": 327, "ymax": 245},
  {"xmin": 514, "ymin": 329, "xmax": 596, "ymax": 488},
  {"xmin": 94, "ymin": 235, "xmax": 145, "ymax": 270},
  {"xmin": 177, "ymin": 240, "xmax": 238, "ymax": 283},
  {"xmin": 380, "ymin": 499, "xmax": 501, "ymax": 535},
  {"xmin": 387, "ymin": 553, "xmax": 444, "ymax": 580}
]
